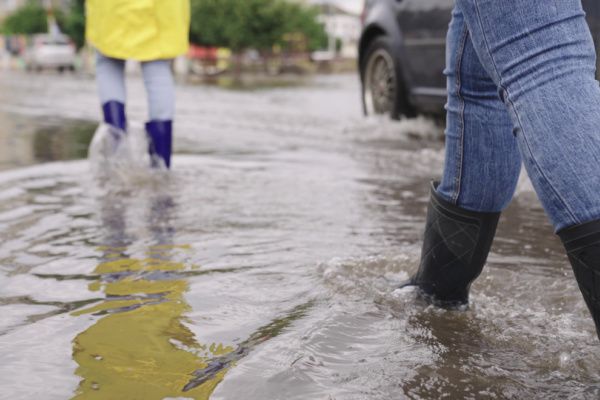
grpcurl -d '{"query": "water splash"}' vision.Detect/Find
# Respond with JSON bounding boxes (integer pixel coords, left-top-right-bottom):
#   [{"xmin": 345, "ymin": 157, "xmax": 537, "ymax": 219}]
[
  {"xmin": 319, "ymin": 254, "xmax": 414, "ymax": 299},
  {"xmin": 88, "ymin": 124, "xmax": 168, "ymax": 188}
]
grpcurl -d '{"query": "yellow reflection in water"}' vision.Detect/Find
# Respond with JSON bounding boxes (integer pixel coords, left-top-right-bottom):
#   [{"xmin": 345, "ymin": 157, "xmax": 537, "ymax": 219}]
[{"xmin": 71, "ymin": 251, "xmax": 231, "ymax": 400}]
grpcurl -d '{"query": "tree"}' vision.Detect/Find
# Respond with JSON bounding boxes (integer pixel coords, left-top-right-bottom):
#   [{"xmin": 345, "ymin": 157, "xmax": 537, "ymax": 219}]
[
  {"xmin": 189, "ymin": 0, "xmax": 326, "ymax": 52},
  {"xmin": 281, "ymin": 2, "xmax": 327, "ymax": 52},
  {"xmin": 1, "ymin": 1, "xmax": 48, "ymax": 35},
  {"xmin": 60, "ymin": 0, "xmax": 86, "ymax": 49},
  {"xmin": 1, "ymin": 0, "xmax": 84, "ymax": 49},
  {"xmin": 189, "ymin": 0, "xmax": 230, "ymax": 49}
]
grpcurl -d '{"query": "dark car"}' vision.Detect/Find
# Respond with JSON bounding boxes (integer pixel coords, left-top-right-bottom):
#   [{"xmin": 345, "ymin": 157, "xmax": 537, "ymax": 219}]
[{"xmin": 359, "ymin": 0, "xmax": 600, "ymax": 119}]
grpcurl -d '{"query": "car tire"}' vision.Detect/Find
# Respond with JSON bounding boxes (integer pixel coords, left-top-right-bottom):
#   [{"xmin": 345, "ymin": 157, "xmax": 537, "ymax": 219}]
[{"xmin": 361, "ymin": 36, "xmax": 414, "ymax": 120}]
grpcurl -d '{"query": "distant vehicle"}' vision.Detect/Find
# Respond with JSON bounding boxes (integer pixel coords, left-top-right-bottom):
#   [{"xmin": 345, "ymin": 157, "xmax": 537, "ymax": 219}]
[
  {"xmin": 359, "ymin": 0, "xmax": 600, "ymax": 119},
  {"xmin": 25, "ymin": 34, "xmax": 76, "ymax": 72}
]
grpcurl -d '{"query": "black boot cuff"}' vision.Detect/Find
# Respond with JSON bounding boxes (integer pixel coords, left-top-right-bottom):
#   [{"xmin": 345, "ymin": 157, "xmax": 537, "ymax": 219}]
[
  {"xmin": 558, "ymin": 218, "xmax": 600, "ymax": 252},
  {"xmin": 430, "ymin": 181, "xmax": 501, "ymax": 222}
]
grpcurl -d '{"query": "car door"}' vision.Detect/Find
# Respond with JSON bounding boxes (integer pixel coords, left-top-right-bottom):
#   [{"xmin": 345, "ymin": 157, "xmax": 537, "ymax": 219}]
[{"xmin": 395, "ymin": 0, "xmax": 453, "ymax": 95}]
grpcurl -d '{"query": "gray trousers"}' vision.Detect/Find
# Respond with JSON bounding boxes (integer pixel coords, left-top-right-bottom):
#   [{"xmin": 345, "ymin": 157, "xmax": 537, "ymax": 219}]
[{"xmin": 95, "ymin": 51, "xmax": 175, "ymax": 121}]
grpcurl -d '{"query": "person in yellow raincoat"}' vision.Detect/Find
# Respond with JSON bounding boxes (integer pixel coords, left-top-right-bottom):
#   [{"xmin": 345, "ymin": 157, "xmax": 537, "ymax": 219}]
[{"xmin": 86, "ymin": 0, "xmax": 190, "ymax": 168}]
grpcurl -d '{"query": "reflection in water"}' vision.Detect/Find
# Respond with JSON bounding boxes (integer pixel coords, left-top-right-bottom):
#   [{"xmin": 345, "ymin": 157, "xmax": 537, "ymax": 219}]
[
  {"xmin": 70, "ymin": 190, "xmax": 231, "ymax": 399},
  {"xmin": 401, "ymin": 311, "xmax": 502, "ymax": 399},
  {"xmin": 0, "ymin": 111, "xmax": 96, "ymax": 171},
  {"xmin": 183, "ymin": 301, "xmax": 312, "ymax": 392}
]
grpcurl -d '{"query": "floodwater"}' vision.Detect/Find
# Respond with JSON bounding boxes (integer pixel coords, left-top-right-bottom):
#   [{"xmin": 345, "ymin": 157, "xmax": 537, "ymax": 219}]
[{"xmin": 0, "ymin": 71, "xmax": 599, "ymax": 400}]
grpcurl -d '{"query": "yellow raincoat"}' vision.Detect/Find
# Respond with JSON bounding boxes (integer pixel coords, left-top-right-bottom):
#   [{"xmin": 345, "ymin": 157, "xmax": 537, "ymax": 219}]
[{"xmin": 86, "ymin": 0, "xmax": 190, "ymax": 61}]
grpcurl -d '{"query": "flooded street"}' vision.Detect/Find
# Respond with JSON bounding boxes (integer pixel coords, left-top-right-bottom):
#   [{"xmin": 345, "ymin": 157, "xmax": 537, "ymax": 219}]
[{"xmin": 0, "ymin": 71, "xmax": 599, "ymax": 399}]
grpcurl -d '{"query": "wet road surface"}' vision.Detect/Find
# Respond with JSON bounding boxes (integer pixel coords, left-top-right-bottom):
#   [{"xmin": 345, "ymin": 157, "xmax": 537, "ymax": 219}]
[{"xmin": 0, "ymin": 71, "xmax": 598, "ymax": 399}]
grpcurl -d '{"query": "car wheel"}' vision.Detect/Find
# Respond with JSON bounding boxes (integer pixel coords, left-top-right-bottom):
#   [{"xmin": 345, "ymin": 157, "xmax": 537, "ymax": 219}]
[{"xmin": 361, "ymin": 36, "xmax": 413, "ymax": 119}]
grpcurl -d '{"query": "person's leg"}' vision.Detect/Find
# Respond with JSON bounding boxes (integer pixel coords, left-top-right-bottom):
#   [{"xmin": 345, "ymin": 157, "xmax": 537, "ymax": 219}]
[
  {"xmin": 455, "ymin": 0, "xmax": 600, "ymax": 230},
  {"xmin": 141, "ymin": 60, "xmax": 175, "ymax": 121},
  {"xmin": 95, "ymin": 52, "xmax": 127, "ymax": 131},
  {"xmin": 141, "ymin": 60, "xmax": 175, "ymax": 168},
  {"xmin": 403, "ymin": 7, "xmax": 522, "ymax": 307},
  {"xmin": 455, "ymin": 0, "xmax": 600, "ymax": 337},
  {"xmin": 437, "ymin": 8, "xmax": 522, "ymax": 212}
]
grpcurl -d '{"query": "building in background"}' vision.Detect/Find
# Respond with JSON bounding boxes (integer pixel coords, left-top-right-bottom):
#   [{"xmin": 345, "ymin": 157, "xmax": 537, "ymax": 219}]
[
  {"xmin": 316, "ymin": 2, "xmax": 361, "ymax": 59},
  {"xmin": 297, "ymin": 0, "xmax": 361, "ymax": 59}
]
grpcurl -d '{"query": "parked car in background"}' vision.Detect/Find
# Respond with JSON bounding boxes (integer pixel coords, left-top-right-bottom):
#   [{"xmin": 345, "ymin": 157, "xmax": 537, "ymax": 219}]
[
  {"xmin": 25, "ymin": 34, "xmax": 76, "ymax": 72},
  {"xmin": 359, "ymin": 0, "xmax": 600, "ymax": 119}
]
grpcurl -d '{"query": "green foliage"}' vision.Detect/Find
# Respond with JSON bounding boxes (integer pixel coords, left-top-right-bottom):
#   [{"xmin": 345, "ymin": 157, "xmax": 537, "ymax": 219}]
[
  {"xmin": 3, "ymin": 0, "xmax": 326, "ymax": 53},
  {"xmin": 189, "ymin": 0, "xmax": 326, "ymax": 52},
  {"xmin": 1, "ymin": 1, "xmax": 48, "ymax": 35},
  {"xmin": 60, "ymin": 0, "xmax": 86, "ymax": 49},
  {"xmin": 283, "ymin": 2, "xmax": 328, "ymax": 51},
  {"xmin": 0, "ymin": 0, "xmax": 84, "ymax": 49},
  {"xmin": 189, "ymin": 0, "xmax": 229, "ymax": 48}
]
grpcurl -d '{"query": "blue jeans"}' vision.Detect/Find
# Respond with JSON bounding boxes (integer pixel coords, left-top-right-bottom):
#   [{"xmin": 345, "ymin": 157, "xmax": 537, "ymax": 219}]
[
  {"xmin": 95, "ymin": 52, "xmax": 175, "ymax": 121},
  {"xmin": 437, "ymin": 0, "xmax": 600, "ymax": 232}
]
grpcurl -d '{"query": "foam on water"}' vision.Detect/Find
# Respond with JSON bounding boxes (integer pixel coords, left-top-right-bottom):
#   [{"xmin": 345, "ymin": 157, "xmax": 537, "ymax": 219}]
[
  {"xmin": 349, "ymin": 115, "xmax": 444, "ymax": 143},
  {"xmin": 310, "ymin": 246, "xmax": 600, "ymax": 399},
  {"xmin": 88, "ymin": 123, "xmax": 170, "ymax": 189},
  {"xmin": 319, "ymin": 254, "xmax": 414, "ymax": 299}
]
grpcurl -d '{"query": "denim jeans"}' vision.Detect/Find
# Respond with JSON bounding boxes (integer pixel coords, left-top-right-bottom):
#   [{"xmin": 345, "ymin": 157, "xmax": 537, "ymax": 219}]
[
  {"xmin": 95, "ymin": 52, "xmax": 175, "ymax": 121},
  {"xmin": 437, "ymin": 0, "xmax": 600, "ymax": 232}
]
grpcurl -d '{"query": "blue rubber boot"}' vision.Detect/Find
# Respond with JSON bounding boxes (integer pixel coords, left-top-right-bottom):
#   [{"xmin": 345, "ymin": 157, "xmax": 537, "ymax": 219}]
[
  {"xmin": 146, "ymin": 120, "xmax": 173, "ymax": 169},
  {"xmin": 102, "ymin": 101, "xmax": 127, "ymax": 131}
]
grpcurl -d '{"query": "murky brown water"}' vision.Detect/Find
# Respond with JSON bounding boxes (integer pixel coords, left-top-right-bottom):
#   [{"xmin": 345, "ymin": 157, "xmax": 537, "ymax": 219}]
[{"xmin": 0, "ymin": 71, "xmax": 598, "ymax": 400}]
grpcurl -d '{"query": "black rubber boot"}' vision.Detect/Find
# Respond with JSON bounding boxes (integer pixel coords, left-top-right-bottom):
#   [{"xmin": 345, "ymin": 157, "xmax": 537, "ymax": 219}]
[
  {"xmin": 400, "ymin": 182, "xmax": 501, "ymax": 308},
  {"xmin": 558, "ymin": 219, "xmax": 600, "ymax": 339}
]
